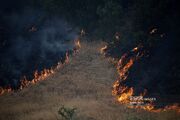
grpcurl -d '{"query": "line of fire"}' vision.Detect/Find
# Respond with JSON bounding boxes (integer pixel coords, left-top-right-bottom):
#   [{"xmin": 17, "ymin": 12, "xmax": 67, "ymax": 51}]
[{"xmin": 100, "ymin": 28, "xmax": 180, "ymax": 113}]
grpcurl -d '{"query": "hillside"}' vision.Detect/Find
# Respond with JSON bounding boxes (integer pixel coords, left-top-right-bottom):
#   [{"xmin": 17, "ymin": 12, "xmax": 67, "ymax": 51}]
[{"xmin": 0, "ymin": 40, "xmax": 179, "ymax": 120}]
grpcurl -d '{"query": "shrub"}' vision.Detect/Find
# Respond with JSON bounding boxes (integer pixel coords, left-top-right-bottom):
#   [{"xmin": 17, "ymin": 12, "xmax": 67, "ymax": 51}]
[{"xmin": 58, "ymin": 105, "xmax": 77, "ymax": 120}]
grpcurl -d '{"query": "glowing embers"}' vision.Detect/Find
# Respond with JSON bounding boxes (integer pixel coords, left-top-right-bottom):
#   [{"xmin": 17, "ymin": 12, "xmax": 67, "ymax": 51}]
[{"xmin": 150, "ymin": 28, "xmax": 158, "ymax": 34}]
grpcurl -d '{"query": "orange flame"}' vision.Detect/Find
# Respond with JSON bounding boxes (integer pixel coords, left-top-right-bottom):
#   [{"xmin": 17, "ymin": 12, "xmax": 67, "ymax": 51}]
[
  {"xmin": 117, "ymin": 87, "xmax": 134, "ymax": 103},
  {"xmin": 19, "ymin": 68, "xmax": 55, "ymax": 90},
  {"xmin": 0, "ymin": 40, "xmax": 81, "ymax": 95},
  {"xmin": 73, "ymin": 39, "xmax": 81, "ymax": 54},
  {"xmin": 0, "ymin": 87, "xmax": 12, "ymax": 95},
  {"xmin": 100, "ymin": 45, "xmax": 107, "ymax": 54},
  {"xmin": 131, "ymin": 47, "xmax": 138, "ymax": 52},
  {"xmin": 100, "ymin": 44, "xmax": 180, "ymax": 113},
  {"xmin": 75, "ymin": 39, "xmax": 81, "ymax": 49}
]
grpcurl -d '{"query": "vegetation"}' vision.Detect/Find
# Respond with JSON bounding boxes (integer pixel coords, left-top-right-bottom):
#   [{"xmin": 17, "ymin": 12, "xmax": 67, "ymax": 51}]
[
  {"xmin": 0, "ymin": 0, "xmax": 179, "ymax": 111},
  {"xmin": 58, "ymin": 106, "xmax": 77, "ymax": 120},
  {"xmin": 1, "ymin": 0, "xmax": 179, "ymax": 53}
]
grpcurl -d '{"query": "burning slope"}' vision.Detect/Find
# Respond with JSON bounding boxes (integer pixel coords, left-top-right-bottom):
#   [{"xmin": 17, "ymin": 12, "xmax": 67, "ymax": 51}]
[
  {"xmin": 101, "ymin": 44, "xmax": 180, "ymax": 113},
  {"xmin": 0, "ymin": 39, "xmax": 81, "ymax": 95},
  {"xmin": 0, "ymin": 40, "xmax": 179, "ymax": 120}
]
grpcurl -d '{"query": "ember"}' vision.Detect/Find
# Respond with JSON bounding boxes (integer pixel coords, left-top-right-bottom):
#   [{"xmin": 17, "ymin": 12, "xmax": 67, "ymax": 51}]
[{"xmin": 150, "ymin": 28, "xmax": 158, "ymax": 34}]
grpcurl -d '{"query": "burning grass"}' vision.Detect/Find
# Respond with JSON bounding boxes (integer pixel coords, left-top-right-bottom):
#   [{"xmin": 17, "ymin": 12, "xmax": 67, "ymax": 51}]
[
  {"xmin": 0, "ymin": 39, "xmax": 81, "ymax": 95},
  {"xmin": 100, "ymin": 43, "xmax": 180, "ymax": 113},
  {"xmin": 0, "ymin": 40, "xmax": 179, "ymax": 120}
]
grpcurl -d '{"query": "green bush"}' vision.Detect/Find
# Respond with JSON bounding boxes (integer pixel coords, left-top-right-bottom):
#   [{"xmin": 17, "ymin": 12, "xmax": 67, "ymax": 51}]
[{"xmin": 58, "ymin": 106, "xmax": 77, "ymax": 120}]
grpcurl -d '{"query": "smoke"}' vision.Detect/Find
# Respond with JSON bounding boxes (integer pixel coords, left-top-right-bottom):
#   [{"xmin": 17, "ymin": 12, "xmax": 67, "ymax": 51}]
[
  {"xmin": 0, "ymin": 9, "xmax": 79, "ymax": 88},
  {"xmin": 106, "ymin": 28, "xmax": 180, "ymax": 107},
  {"xmin": 116, "ymin": 37, "xmax": 180, "ymax": 107}
]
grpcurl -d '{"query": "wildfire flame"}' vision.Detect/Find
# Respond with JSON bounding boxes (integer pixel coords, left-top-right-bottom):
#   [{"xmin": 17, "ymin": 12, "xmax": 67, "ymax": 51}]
[
  {"xmin": 112, "ymin": 47, "xmax": 142, "ymax": 104},
  {"xmin": 0, "ymin": 86, "xmax": 12, "ymax": 95},
  {"xmin": 0, "ymin": 40, "xmax": 81, "ymax": 95},
  {"xmin": 100, "ymin": 45, "xmax": 107, "ymax": 54},
  {"xmin": 100, "ymin": 44, "xmax": 180, "ymax": 113},
  {"xmin": 131, "ymin": 47, "xmax": 138, "ymax": 52},
  {"xmin": 75, "ymin": 39, "xmax": 81, "ymax": 49},
  {"xmin": 117, "ymin": 87, "xmax": 134, "ymax": 103},
  {"xmin": 20, "ymin": 68, "xmax": 54, "ymax": 89}
]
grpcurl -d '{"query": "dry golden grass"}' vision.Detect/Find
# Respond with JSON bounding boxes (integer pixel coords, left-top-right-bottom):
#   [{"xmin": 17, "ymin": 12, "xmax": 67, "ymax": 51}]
[{"xmin": 0, "ymin": 41, "xmax": 179, "ymax": 120}]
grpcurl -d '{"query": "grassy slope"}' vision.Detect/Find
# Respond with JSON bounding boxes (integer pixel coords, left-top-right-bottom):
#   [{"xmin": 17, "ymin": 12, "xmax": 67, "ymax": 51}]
[{"xmin": 0, "ymin": 41, "xmax": 179, "ymax": 120}]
